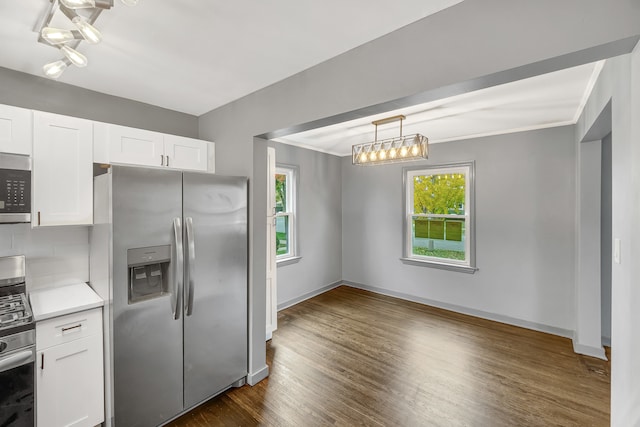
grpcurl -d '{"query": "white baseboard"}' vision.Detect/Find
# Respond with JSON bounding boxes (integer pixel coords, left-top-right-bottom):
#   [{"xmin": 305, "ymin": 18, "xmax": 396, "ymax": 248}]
[
  {"xmin": 342, "ymin": 280, "xmax": 574, "ymax": 339},
  {"xmin": 572, "ymin": 341, "xmax": 607, "ymax": 360},
  {"xmin": 247, "ymin": 365, "xmax": 269, "ymax": 386},
  {"xmin": 277, "ymin": 280, "xmax": 342, "ymax": 311}
]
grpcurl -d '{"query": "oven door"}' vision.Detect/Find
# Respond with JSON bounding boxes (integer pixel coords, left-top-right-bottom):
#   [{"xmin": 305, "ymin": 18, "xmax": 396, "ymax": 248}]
[{"xmin": 0, "ymin": 347, "xmax": 35, "ymax": 427}]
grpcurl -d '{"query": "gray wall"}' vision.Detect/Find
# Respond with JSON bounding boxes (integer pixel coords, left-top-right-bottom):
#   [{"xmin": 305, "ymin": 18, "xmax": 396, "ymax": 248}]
[
  {"xmin": 198, "ymin": 0, "xmax": 640, "ymax": 384},
  {"xmin": 574, "ymin": 139, "xmax": 603, "ymax": 357},
  {"xmin": 270, "ymin": 142, "xmax": 342, "ymax": 308},
  {"xmin": 0, "ymin": 66, "xmax": 199, "ymax": 295},
  {"xmin": 575, "ymin": 48, "xmax": 640, "ymax": 426},
  {"xmin": 0, "ymin": 66, "xmax": 198, "ymax": 137},
  {"xmin": 601, "ymin": 133, "xmax": 612, "ymax": 344},
  {"xmin": 342, "ymin": 126, "xmax": 576, "ymax": 333}
]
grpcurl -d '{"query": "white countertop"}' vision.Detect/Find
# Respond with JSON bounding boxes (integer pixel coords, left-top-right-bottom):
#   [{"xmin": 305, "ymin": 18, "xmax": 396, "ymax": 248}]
[{"xmin": 29, "ymin": 282, "xmax": 104, "ymax": 322}]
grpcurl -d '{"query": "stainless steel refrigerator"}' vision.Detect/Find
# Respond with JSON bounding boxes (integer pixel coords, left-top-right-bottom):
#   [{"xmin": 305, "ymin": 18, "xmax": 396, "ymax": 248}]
[{"xmin": 90, "ymin": 165, "xmax": 248, "ymax": 427}]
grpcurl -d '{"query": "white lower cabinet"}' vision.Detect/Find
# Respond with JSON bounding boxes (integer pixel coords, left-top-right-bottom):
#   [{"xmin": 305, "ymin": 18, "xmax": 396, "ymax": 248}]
[{"xmin": 36, "ymin": 308, "xmax": 104, "ymax": 427}]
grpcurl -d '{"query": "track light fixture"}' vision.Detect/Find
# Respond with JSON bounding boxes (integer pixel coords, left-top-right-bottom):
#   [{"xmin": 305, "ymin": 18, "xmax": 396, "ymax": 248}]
[
  {"xmin": 70, "ymin": 16, "xmax": 102, "ymax": 44},
  {"xmin": 60, "ymin": 0, "xmax": 96, "ymax": 9},
  {"xmin": 59, "ymin": 45, "xmax": 88, "ymax": 67},
  {"xmin": 43, "ymin": 59, "xmax": 70, "ymax": 79},
  {"xmin": 36, "ymin": 0, "xmax": 138, "ymax": 79},
  {"xmin": 41, "ymin": 27, "xmax": 77, "ymax": 44}
]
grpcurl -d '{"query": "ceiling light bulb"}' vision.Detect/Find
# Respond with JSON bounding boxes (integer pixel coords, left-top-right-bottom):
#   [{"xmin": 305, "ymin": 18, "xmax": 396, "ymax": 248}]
[
  {"xmin": 360, "ymin": 152, "xmax": 368, "ymax": 163},
  {"xmin": 400, "ymin": 146, "xmax": 408, "ymax": 157},
  {"xmin": 411, "ymin": 145, "xmax": 419, "ymax": 156},
  {"xmin": 389, "ymin": 148, "xmax": 397, "ymax": 158},
  {"xmin": 43, "ymin": 60, "xmax": 68, "ymax": 79},
  {"xmin": 41, "ymin": 27, "xmax": 75, "ymax": 44},
  {"xmin": 120, "ymin": 0, "xmax": 138, "ymax": 5},
  {"xmin": 379, "ymin": 150, "xmax": 386, "ymax": 160},
  {"xmin": 60, "ymin": 0, "xmax": 96, "ymax": 9},
  {"xmin": 60, "ymin": 45, "xmax": 88, "ymax": 67},
  {"xmin": 369, "ymin": 151, "xmax": 377, "ymax": 161},
  {"xmin": 72, "ymin": 16, "xmax": 102, "ymax": 44}
]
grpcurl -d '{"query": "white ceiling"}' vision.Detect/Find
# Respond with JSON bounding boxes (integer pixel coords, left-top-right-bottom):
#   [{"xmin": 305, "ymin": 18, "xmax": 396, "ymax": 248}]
[
  {"xmin": 273, "ymin": 61, "xmax": 604, "ymax": 156},
  {"xmin": 0, "ymin": 0, "xmax": 463, "ymax": 116}
]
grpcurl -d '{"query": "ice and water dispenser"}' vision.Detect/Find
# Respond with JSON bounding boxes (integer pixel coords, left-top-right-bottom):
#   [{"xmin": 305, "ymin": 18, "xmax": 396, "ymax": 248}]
[{"xmin": 127, "ymin": 245, "xmax": 171, "ymax": 303}]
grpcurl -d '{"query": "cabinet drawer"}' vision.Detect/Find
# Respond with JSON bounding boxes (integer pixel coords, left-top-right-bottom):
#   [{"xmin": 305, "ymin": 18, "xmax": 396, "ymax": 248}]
[{"xmin": 36, "ymin": 308, "xmax": 102, "ymax": 350}]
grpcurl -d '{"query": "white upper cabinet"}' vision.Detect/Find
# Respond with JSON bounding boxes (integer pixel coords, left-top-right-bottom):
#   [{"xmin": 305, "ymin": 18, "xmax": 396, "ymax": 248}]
[
  {"xmin": 164, "ymin": 134, "xmax": 209, "ymax": 171},
  {"xmin": 32, "ymin": 111, "xmax": 93, "ymax": 227},
  {"xmin": 105, "ymin": 123, "xmax": 164, "ymax": 167},
  {"xmin": 94, "ymin": 122, "xmax": 214, "ymax": 172},
  {"xmin": 0, "ymin": 104, "xmax": 32, "ymax": 155}
]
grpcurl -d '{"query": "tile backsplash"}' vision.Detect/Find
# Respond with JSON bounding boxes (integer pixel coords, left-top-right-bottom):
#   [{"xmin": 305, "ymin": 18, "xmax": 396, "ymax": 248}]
[{"xmin": 0, "ymin": 223, "xmax": 89, "ymax": 292}]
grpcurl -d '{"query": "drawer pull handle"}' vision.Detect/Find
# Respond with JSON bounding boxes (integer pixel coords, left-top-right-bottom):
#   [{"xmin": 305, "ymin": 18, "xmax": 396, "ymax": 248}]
[
  {"xmin": 62, "ymin": 324, "xmax": 82, "ymax": 332},
  {"xmin": 41, "ymin": 353, "xmax": 44, "ymax": 370}
]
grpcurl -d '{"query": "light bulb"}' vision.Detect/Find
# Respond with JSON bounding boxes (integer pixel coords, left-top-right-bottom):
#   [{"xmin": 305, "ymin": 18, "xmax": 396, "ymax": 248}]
[
  {"xmin": 60, "ymin": 0, "xmax": 96, "ymax": 9},
  {"xmin": 359, "ymin": 152, "xmax": 368, "ymax": 163},
  {"xmin": 43, "ymin": 60, "xmax": 68, "ymax": 79},
  {"xmin": 389, "ymin": 148, "xmax": 397, "ymax": 158},
  {"xmin": 411, "ymin": 145, "xmax": 419, "ymax": 156},
  {"xmin": 41, "ymin": 27, "xmax": 75, "ymax": 44},
  {"xmin": 379, "ymin": 150, "xmax": 386, "ymax": 160},
  {"xmin": 60, "ymin": 45, "xmax": 88, "ymax": 67},
  {"xmin": 72, "ymin": 16, "xmax": 102, "ymax": 44},
  {"xmin": 120, "ymin": 0, "xmax": 138, "ymax": 5},
  {"xmin": 369, "ymin": 151, "xmax": 377, "ymax": 161},
  {"xmin": 400, "ymin": 146, "xmax": 408, "ymax": 157}
]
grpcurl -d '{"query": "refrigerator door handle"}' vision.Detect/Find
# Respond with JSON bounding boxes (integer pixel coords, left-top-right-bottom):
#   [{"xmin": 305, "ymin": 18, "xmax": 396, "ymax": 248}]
[
  {"xmin": 171, "ymin": 217, "xmax": 184, "ymax": 320},
  {"xmin": 185, "ymin": 216, "xmax": 195, "ymax": 316}
]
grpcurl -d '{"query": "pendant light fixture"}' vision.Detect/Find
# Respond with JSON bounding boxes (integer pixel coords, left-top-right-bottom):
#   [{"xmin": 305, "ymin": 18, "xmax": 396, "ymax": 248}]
[
  {"xmin": 35, "ymin": 0, "xmax": 138, "ymax": 79},
  {"xmin": 352, "ymin": 115, "xmax": 429, "ymax": 165}
]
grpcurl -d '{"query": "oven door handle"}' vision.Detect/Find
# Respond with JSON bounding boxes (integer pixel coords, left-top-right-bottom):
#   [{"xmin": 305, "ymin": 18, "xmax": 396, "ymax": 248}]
[{"xmin": 0, "ymin": 349, "xmax": 34, "ymax": 373}]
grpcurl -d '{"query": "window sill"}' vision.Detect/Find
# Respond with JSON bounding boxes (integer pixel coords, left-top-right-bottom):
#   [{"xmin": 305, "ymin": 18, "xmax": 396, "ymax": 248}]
[
  {"xmin": 399, "ymin": 257, "xmax": 478, "ymax": 274},
  {"xmin": 277, "ymin": 256, "xmax": 302, "ymax": 267}
]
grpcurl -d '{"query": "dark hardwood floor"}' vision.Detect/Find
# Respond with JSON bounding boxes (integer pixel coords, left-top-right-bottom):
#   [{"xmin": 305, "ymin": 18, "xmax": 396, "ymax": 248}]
[{"xmin": 169, "ymin": 286, "xmax": 610, "ymax": 426}]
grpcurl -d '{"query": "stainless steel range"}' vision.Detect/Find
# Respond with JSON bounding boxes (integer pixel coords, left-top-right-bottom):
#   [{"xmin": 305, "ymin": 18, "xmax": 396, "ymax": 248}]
[{"xmin": 0, "ymin": 255, "xmax": 35, "ymax": 427}]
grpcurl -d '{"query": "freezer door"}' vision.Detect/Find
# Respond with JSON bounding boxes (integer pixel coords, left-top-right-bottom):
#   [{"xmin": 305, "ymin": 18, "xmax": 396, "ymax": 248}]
[
  {"xmin": 183, "ymin": 172, "xmax": 248, "ymax": 408},
  {"xmin": 111, "ymin": 166, "xmax": 184, "ymax": 427}
]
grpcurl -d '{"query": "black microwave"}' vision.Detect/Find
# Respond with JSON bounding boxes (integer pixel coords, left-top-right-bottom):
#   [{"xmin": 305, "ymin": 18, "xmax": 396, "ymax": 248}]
[{"xmin": 0, "ymin": 153, "xmax": 31, "ymax": 223}]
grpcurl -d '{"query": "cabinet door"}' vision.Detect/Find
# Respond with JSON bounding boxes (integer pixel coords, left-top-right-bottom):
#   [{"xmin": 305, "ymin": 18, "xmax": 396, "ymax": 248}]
[
  {"xmin": 108, "ymin": 124, "xmax": 165, "ymax": 167},
  {"xmin": 0, "ymin": 104, "xmax": 31, "ymax": 155},
  {"xmin": 36, "ymin": 334, "xmax": 104, "ymax": 427},
  {"xmin": 164, "ymin": 135, "xmax": 209, "ymax": 171},
  {"xmin": 32, "ymin": 112, "xmax": 93, "ymax": 226}
]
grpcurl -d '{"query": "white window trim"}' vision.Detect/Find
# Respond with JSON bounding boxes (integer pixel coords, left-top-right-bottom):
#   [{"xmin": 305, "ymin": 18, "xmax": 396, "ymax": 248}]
[
  {"xmin": 401, "ymin": 161, "xmax": 478, "ymax": 274},
  {"xmin": 275, "ymin": 164, "xmax": 300, "ymax": 264}
]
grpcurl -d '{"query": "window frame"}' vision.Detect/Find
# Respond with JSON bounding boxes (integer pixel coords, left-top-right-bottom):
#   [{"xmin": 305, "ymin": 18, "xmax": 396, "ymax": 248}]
[
  {"xmin": 401, "ymin": 161, "xmax": 477, "ymax": 273},
  {"xmin": 275, "ymin": 164, "xmax": 299, "ymax": 264}
]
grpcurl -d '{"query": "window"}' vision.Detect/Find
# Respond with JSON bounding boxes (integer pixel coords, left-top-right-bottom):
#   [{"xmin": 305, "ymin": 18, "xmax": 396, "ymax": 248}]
[
  {"xmin": 275, "ymin": 166, "xmax": 297, "ymax": 260},
  {"xmin": 403, "ymin": 162, "xmax": 476, "ymax": 273}
]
